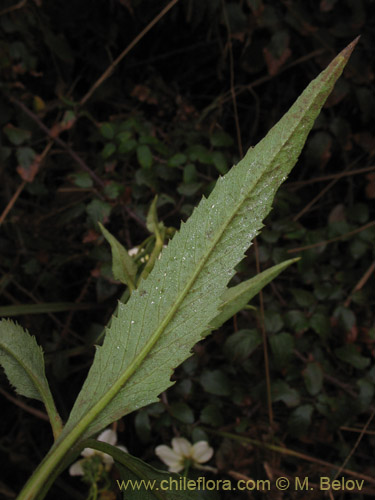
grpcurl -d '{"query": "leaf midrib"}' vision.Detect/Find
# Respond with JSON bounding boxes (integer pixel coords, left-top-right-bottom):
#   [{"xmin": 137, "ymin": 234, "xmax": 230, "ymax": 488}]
[{"xmin": 0, "ymin": 341, "xmax": 44, "ymax": 401}]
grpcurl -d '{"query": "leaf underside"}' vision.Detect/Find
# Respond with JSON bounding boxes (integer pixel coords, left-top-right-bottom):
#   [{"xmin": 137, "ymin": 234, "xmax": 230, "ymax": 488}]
[
  {"xmin": 0, "ymin": 319, "xmax": 51, "ymax": 402},
  {"xmin": 59, "ymin": 38, "xmax": 358, "ymax": 443}
]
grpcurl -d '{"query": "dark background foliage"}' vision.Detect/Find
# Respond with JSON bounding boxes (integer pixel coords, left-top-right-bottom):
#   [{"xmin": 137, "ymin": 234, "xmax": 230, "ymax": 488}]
[{"xmin": 0, "ymin": 0, "xmax": 374, "ymax": 498}]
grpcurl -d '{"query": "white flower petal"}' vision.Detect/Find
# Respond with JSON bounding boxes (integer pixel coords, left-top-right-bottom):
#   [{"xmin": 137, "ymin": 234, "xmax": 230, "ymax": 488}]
[
  {"xmin": 98, "ymin": 429, "xmax": 117, "ymax": 446},
  {"xmin": 171, "ymin": 437, "xmax": 191, "ymax": 457},
  {"xmin": 81, "ymin": 447, "xmax": 95, "ymax": 458},
  {"xmin": 168, "ymin": 463, "xmax": 184, "ymax": 473},
  {"xmin": 102, "ymin": 453, "xmax": 115, "ymax": 466},
  {"xmin": 69, "ymin": 460, "xmax": 85, "ymax": 476},
  {"xmin": 191, "ymin": 442, "xmax": 214, "ymax": 463},
  {"xmin": 155, "ymin": 445, "xmax": 182, "ymax": 468}
]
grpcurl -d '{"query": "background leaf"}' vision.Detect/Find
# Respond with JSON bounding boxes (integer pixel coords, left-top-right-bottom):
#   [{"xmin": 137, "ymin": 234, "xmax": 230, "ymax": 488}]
[{"xmin": 303, "ymin": 362, "xmax": 323, "ymax": 396}]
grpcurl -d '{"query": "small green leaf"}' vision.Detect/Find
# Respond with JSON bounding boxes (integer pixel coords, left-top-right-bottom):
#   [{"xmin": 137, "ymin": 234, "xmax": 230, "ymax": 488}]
[
  {"xmin": 335, "ymin": 345, "xmax": 370, "ymax": 369},
  {"xmin": 104, "ymin": 181, "xmax": 124, "ymax": 200},
  {"xmin": 116, "ymin": 131, "xmax": 132, "ymax": 144},
  {"xmin": 291, "ymin": 288, "xmax": 315, "ymax": 307},
  {"xmin": 285, "ymin": 310, "xmax": 309, "ymax": 332},
  {"xmin": 186, "ymin": 144, "xmax": 212, "ymax": 164},
  {"xmin": 16, "ymin": 147, "xmax": 36, "ymax": 167},
  {"xmin": 100, "ymin": 122, "xmax": 115, "ymax": 139},
  {"xmin": 261, "ymin": 229, "xmax": 280, "ymax": 244},
  {"xmin": 334, "ymin": 306, "xmax": 356, "ymax": 330},
  {"xmin": 167, "ymin": 153, "xmax": 186, "ymax": 167},
  {"xmin": 137, "ymin": 144, "xmax": 153, "ymax": 169},
  {"xmin": 200, "ymin": 404, "xmax": 223, "ymax": 427},
  {"xmin": 169, "ymin": 402, "xmax": 194, "ymax": 424},
  {"xmin": 177, "ymin": 182, "xmax": 203, "ymax": 196},
  {"xmin": 272, "ymin": 380, "xmax": 300, "ymax": 407},
  {"xmin": 210, "ymin": 130, "xmax": 233, "ymax": 147},
  {"xmin": 101, "ymin": 142, "xmax": 116, "ymax": 159},
  {"xmin": 269, "ymin": 332, "xmax": 294, "ymax": 368},
  {"xmin": 61, "ymin": 110, "xmax": 76, "ymax": 128},
  {"xmin": 3, "ymin": 124, "xmax": 31, "ymax": 145},
  {"xmin": 224, "ymin": 329, "xmax": 262, "ymax": 361},
  {"xmin": 200, "ymin": 370, "xmax": 231, "ymax": 396},
  {"xmin": 86, "ymin": 199, "xmax": 111, "ymax": 224},
  {"xmin": 264, "ymin": 310, "xmax": 283, "ymax": 333},
  {"xmin": 0, "ymin": 319, "xmax": 62, "ymax": 438},
  {"xmin": 119, "ymin": 138, "xmax": 137, "ymax": 154},
  {"xmin": 212, "ymin": 151, "xmax": 228, "ymax": 174},
  {"xmin": 99, "ymin": 223, "xmax": 137, "ymax": 291},
  {"xmin": 183, "ymin": 164, "xmax": 197, "ymax": 184},
  {"xmin": 309, "ymin": 312, "xmax": 330, "ymax": 339},
  {"xmin": 349, "ymin": 239, "xmax": 368, "ymax": 260},
  {"xmin": 288, "ymin": 404, "xmax": 314, "ymax": 437},
  {"xmin": 356, "ymin": 379, "xmax": 374, "ymax": 412},
  {"xmin": 71, "ymin": 172, "xmax": 93, "ymax": 188},
  {"xmin": 303, "ymin": 362, "xmax": 323, "ymax": 396}
]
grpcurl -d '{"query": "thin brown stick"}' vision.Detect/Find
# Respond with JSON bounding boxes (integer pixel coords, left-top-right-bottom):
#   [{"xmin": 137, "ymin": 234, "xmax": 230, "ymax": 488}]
[
  {"xmin": 333, "ymin": 408, "xmax": 375, "ymax": 481},
  {"xmin": 293, "ymin": 176, "xmax": 339, "ymax": 221},
  {"xmin": 0, "ymin": 180, "xmax": 26, "ymax": 226},
  {"xmin": 8, "ymin": 96, "xmax": 105, "ymax": 188},
  {"xmin": 288, "ymin": 165, "xmax": 375, "ymax": 187},
  {"xmin": 0, "ymin": 0, "xmax": 27, "ymax": 16},
  {"xmin": 213, "ymin": 48, "xmax": 325, "ymax": 110},
  {"xmin": 80, "ymin": 0, "xmax": 180, "ymax": 106},
  {"xmin": 222, "ymin": 0, "xmax": 243, "ymax": 158},
  {"xmin": 254, "ymin": 238, "xmax": 274, "ymax": 429},
  {"xmin": 340, "ymin": 425, "xmax": 375, "ymax": 436},
  {"xmin": 209, "ymin": 428, "xmax": 375, "ymax": 486},
  {"xmin": 0, "ymin": 386, "xmax": 49, "ymax": 422},
  {"xmin": 287, "ymin": 221, "xmax": 375, "ymax": 254},
  {"xmin": 344, "ymin": 260, "xmax": 375, "ymax": 307},
  {"xmin": 0, "ymin": 140, "xmax": 53, "ymax": 226}
]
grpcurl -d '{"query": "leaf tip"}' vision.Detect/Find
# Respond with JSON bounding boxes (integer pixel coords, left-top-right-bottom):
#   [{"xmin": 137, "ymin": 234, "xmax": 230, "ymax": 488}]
[{"xmin": 339, "ymin": 36, "xmax": 360, "ymax": 61}]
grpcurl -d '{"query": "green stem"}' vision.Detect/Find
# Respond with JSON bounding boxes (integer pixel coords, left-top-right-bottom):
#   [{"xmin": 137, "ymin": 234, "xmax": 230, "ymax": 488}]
[{"xmin": 43, "ymin": 391, "xmax": 63, "ymax": 441}]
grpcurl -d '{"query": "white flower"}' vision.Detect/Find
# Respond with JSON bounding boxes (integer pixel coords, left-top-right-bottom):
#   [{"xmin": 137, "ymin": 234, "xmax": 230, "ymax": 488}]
[
  {"xmin": 155, "ymin": 437, "xmax": 214, "ymax": 473},
  {"xmin": 69, "ymin": 429, "xmax": 127, "ymax": 476},
  {"xmin": 128, "ymin": 247, "xmax": 139, "ymax": 257}
]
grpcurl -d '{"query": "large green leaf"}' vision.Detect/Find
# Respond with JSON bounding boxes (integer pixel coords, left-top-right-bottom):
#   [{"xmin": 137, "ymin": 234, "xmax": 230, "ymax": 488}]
[
  {"xmin": 0, "ymin": 319, "xmax": 62, "ymax": 438},
  {"xmin": 57, "ymin": 39, "xmax": 358, "ymax": 444}
]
